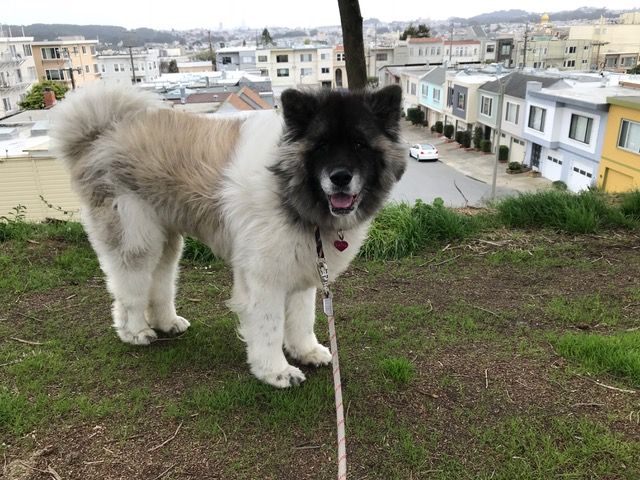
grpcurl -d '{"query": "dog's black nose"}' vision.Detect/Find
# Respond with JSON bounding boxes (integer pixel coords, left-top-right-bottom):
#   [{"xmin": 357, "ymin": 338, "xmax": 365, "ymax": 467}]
[{"xmin": 330, "ymin": 168, "xmax": 353, "ymax": 187}]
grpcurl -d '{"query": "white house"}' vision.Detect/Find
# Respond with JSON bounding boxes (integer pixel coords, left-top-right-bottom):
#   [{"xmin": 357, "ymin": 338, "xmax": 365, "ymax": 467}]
[
  {"xmin": 0, "ymin": 36, "xmax": 37, "ymax": 117},
  {"xmin": 256, "ymin": 45, "xmax": 334, "ymax": 90},
  {"xmin": 98, "ymin": 49, "xmax": 160, "ymax": 86}
]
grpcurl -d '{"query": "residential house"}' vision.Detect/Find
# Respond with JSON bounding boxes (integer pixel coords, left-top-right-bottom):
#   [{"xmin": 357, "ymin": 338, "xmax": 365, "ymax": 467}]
[
  {"xmin": 406, "ymin": 37, "xmax": 443, "ymax": 66},
  {"xmin": 31, "ymin": 37, "xmax": 99, "ymax": 89},
  {"xmin": 216, "ymin": 46, "xmax": 256, "ymax": 72},
  {"xmin": 333, "ymin": 45, "xmax": 347, "ymax": 88},
  {"xmin": 379, "ymin": 65, "xmax": 429, "ymax": 113},
  {"xmin": 0, "ymin": 36, "xmax": 37, "ymax": 117},
  {"xmin": 366, "ymin": 45, "xmax": 396, "ymax": 78},
  {"xmin": 97, "ymin": 49, "xmax": 160, "ymax": 85},
  {"xmin": 597, "ymin": 94, "xmax": 640, "ymax": 191},
  {"xmin": 522, "ymin": 79, "xmax": 640, "ymax": 191},
  {"xmin": 443, "ymin": 39, "xmax": 481, "ymax": 66},
  {"xmin": 177, "ymin": 61, "xmax": 215, "ymax": 73},
  {"xmin": 216, "ymin": 86, "xmax": 273, "ymax": 114},
  {"xmin": 256, "ymin": 46, "xmax": 335, "ymax": 90},
  {"xmin": 476, "ymin": 72, "xmax": 568, "ymax": 158},
  {"xmin": 417, "ymin": 66, "xmax": 445, "ymax": 127}
]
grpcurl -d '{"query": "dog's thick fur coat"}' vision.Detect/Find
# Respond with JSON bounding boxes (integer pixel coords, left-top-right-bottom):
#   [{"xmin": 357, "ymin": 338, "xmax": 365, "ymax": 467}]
[{"xmin": 51, "ymin": 84, "xmax": 405, "ymax": 387}]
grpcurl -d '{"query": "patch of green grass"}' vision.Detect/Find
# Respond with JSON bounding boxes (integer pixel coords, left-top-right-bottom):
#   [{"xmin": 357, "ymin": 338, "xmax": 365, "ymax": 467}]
[
  {"xmin": 476, "ymin": 416, "xmax": 640, "ymax": 479},
  {"xmin": 485, "ymin": 244, "xmax": 593, "ymax": 269},
  {"xmin": 619, "ymin": 190, "xmax": 640, "ymax": 220},
  {"xmin": 496, "ymin": 189, "xmax": 634, "ymax": 233},
  {"xmin": 360, "ymin": 199, "xmax": 482, "ymax": 260},
  {"xmin": 182, "ymin": 236, "xmax": 220, "ymax": 264},
  {"xmin": 553, "ymin": 330, "xmax": 640, "ymax": 386},
  {"xmin": 544, "ymin": 294, "xmax": 620, "ymax": 327},
  {"xmin": 379, "ymin": 356, "xmax": 415, "ymax": 385}
]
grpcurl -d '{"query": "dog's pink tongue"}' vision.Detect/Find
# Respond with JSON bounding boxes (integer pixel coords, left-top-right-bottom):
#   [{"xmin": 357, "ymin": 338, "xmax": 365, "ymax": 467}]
[{"xmin": 330, "ymin": 193, "xmax": 354, "ymax": 209}]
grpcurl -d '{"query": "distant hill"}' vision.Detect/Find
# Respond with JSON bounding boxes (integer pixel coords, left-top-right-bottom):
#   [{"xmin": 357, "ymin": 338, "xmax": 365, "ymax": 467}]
[
  {"xmin": 450, "ymin": 6, "xmax": 627, "ymax": 25},
  {"xmin": 4, "ymin": 24, "xmax": 184, "ymax": 46}
]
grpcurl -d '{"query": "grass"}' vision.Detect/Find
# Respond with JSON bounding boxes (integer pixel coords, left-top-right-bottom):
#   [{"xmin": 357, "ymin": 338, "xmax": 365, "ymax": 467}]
[
  {"xmin": 553, "ymin": 331, "xmax": 640, "ymax": 387},
  {"xmin": 544, "ymin": 293, "xmax": 621, "ymax": 327},
  {"xmin": 378, "ymin": 357, "xmax": 415, "ymax": 385}
]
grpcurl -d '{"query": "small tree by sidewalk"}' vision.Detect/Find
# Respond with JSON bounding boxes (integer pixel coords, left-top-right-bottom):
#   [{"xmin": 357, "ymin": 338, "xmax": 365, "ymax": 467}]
[
  {"xmin": 406, "ymin": 108, "xmax": 425, "ymax": 125},
  {"xmin": 480, "ymin": 139, "xmax": 491, "ymax": 153},
  {"xmin": 444, "ymin": 124, "xmax": 454, "ymax": 139},
  {"xmin": 473, "ymin": 127, "xmax": 483, "ymax": 149}
]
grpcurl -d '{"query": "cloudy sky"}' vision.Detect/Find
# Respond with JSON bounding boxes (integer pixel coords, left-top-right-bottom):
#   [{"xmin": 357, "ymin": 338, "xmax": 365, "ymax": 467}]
[{"xmin": 4, "ymin": 0, "xmax": 640, "ymax": 30}]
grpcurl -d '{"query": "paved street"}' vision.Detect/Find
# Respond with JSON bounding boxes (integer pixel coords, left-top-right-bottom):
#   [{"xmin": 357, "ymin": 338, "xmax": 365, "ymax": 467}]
[{"xmin": 390, "ymin": 123, "xmax": 551, "ymax": 207}]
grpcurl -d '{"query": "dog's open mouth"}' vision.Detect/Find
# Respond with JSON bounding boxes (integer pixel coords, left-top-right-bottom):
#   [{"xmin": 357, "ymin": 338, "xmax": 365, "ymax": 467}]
[{"xmin": 329, "ymin": 193, "xmax": 358, "ymax": 214}]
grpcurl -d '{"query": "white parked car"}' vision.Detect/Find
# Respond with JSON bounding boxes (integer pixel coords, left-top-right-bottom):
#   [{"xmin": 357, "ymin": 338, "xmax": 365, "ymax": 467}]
[{"xmin": 409, "ymin": 143, "xmax": 438, "ymax": 161}]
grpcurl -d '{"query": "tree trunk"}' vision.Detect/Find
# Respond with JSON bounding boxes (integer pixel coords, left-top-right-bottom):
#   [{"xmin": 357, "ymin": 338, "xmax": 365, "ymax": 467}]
[{"xmin": 337, "ymin": 0, "xmax": 367, "ymax": 90}]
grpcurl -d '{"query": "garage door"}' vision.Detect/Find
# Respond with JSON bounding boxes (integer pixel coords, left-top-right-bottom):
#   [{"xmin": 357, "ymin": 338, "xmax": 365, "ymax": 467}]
[
  {"xmin": 510, "ymin": 137, "xmax": 526, "ymax": 163},
  {"xmin": 567, "ymin": 161, "xmax": 594, "ymax": 192},
  {"xmin": 602, "ymin": 167, "xmax": 634, "ymax": 193},
  {"xmin": 542, "ymin": 154, "xmax": 563, "ymax": 182}
]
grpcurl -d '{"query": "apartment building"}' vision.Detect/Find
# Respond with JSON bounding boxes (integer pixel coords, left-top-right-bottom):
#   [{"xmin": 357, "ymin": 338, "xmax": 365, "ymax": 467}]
[
  {"xmin": 406, "ymin": 37, "xmax": 444, "ymax": 66},
  {"xmin": 515, "ymin": 37, "xmax": 594, "ymax": 71},
  {"xmin": 0, "ymin": 36, "xmax": 37, "ymax": 117},
  {"xmin": 569, "ymin": 14, "xmax": 640, "ymax": 71},
  {"xmin": 417, "ymin": 66, "xmax": 446, "ymax": 127},
  {"xmin": 32, "ymin": 37, "xmax": 99, "ymax": 89},
  {"xmin": 97, "ymin": 49, "xmax": 160, "ymax": 86},
  {"xmin": 256, "ymin": 46, "xmax": 335, "ymax": 89},
  {"xmin": 443, "ymin": 39, "xmax": 482, "ymax": 65}
]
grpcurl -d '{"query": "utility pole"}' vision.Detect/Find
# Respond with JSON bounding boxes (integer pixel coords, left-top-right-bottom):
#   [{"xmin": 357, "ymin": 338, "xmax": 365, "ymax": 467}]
[
  {"xmin": 128, "ymin": 46, "xmax": 137, "ymax": 84},
  {"xmin": 208, "ymin": 30, "xmax": 216, "ymax": 71},
  {"xmin": 449, "ymin": 22, "xmax": 454, "ymax": 65},
  {"xmin": 491, "ymin": 77, "xmax": 505, "ymax": 201},
  {"xmin": 592, "ymin": 41, "xmax": 608, "ymax": 71},
  {"xmin": 522, "ymin": 22, "xmax": 529, "ymax": 69}
]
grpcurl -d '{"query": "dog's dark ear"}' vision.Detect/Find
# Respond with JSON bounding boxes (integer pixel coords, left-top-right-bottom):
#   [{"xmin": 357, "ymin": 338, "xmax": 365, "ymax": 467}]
[
  {"xmin": 368, "ymin": 85, "xmax": 402, "ymax": 139},
  {"xmin": 280, "ymin": 89, "xmax": 319, "ymax": 139}
]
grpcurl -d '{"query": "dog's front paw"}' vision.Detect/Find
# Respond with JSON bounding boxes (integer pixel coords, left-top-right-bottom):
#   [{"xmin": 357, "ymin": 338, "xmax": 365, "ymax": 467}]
[
  {"xmin": 117, "ymin": 326, "xmax": 157, "ymax": 345},
  {"xmin": 296, "ymin": 344, "xmax": 332, "ymax": 367},
  {"xmin": 258, "ymin": 365, "xmax": 307, "ymax": 388},
  {"xmin": 156, "ymin": 316, "xmax": 191, "ymax": 335}
]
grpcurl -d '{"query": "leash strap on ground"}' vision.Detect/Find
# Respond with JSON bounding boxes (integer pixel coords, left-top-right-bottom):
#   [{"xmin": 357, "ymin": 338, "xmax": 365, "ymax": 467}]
[{"xmin": 315, "ymin": 227, "xmax": 347, "ymax": 480}]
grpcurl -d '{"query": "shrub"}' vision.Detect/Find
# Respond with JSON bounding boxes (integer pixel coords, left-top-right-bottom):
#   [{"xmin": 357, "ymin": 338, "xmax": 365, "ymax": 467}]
[
  {"xmin": 459, "ymin": 130, "xmax": 472, "ymax": 148},
  {"xmin": 406, "ymin": 108, "xmax": 425, "ymax": 125},
  {"xmin": 480, "ymin": 139, "xmax": 491, "ymax": 153},
  {"xmin": 360, "ymin": 199, "xmax": 481, "ymax": 259},
  {"xmin": 499, "ymin": 145, "xmax": 509, "ymax": 161},
  {"xmin": 443, "ymin": 124, "xmax": 454, "ymax": 139},
  {"xmin": 495, "ymin": 190, "xmax": 632, "ymax": 234},
  {"xmin": 455, "ymin": 130, "xmax": 463, "ymax": 144},
  {"xmin": 507, "ymin": 162, "xmax": 523, "ymax": 172},
  {"xmin": 473, "ymin": 126, "xmax": 483, "ymax": 149},
  {"xmin": 430, "ymin": 125, "xmax": 436, "ymax": 132},
  {"xmin": 619, "ymin": 190, "xmax": 640, "ymax": 219},
  {"xmin": 552, "ymin": 180, "xmax": 568, "ymax": 191},
  {"xmin": 435, "ymin": 121, "xmax": 443, "ymax": 134}
]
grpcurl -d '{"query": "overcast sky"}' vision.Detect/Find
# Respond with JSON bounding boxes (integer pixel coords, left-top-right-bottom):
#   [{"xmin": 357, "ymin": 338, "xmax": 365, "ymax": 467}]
[{"xmin": 4, "ymin": 0, "xmax": 640, "ymax": 30}]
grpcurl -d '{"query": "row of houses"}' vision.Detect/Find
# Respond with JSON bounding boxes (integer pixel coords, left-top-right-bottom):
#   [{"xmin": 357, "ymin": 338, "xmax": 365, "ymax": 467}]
[{"xmin": 386, "ymin": 64, "xmax": 640, "ymax": 193}]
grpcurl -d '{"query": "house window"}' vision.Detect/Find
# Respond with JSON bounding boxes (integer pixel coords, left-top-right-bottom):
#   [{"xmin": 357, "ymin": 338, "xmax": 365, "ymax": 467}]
[
  {"xmin": 336, "ymin": 53, "xmax": 345, "ymax": 61},
  {"xmin": 257, "ymin": 55, "xmax": 268, "ymax": 62},
  {"xmin": 432, "ymin": 88, "xmax": 440, "ymax": 102},
  {"xmin": 101, "ymin": 64, "xmax": 106, "ymax": 72},
  {"xmin": 421, "ymin": 84, "xmax": 427, "ymax": 96},
  {"xmin": 436, "ymin": 47, "xmax": 441, "ymax": 55},
  {"xmin": 533, "ymin": 61, "xmax": 545, "ymax": 69},
  {"xmin": 82, "ymin": 46, "xmax": 87, "ymax": 54},
  {"xmin": 15, "ymin": 69, "xmax": 22, "ymax": 82},
  {"xmin": 85, "ymin": 65, "xmax": 90, "ymax": 73},
  {"xmin": 93, "ymin": 64, "xmax": 98, "ymax": 73},
  {"xmin": 618, "ymin": 119, "xmax": 640, "ymax": 154},
  {"xmin": 410, "ymin": 83, "xmax": 416, "ymax": 95},
  {"xmin": 2, "ymin": 97, "xmax": 12, "ymax": 111},
  {"xmin": 486, "ymin": 44, "xmax": 495, "ymax": 53},
  {"xmin": 276, "ymin": 55, "xmax": 288, "ymax": 63},
  {"xmin": 222, "ymin": 56, "xmax": 232, "ymax": 64},
  {"xmin": 480, "ymin": 96, "xmax": 492, "ymax": 116},
  {"xmin": 242, "ymin": 56, "xmax": 253, "ymax": 64},
  {"xmin": 569, "ymin": 114, "xmax": 593, "ymax": 144},
  {"xmin": 528, "ymin": 106, "xmax": 546, "ymax": 131},
  {"xmin": 45, "ymin": 69, "xmax": 65, "ymax": 80},
  {"xmin": 114, "ymin": 64, "xmax": 120, "ymax": 72},
  {"xmin": 41, "ymin": 47, "xmax": 62, "ymax": 59},
  {"xmin": 563, "ymin": 60, "xmax": 576, "ymax": 68},
  {"xmin": 300, "ymin": 67, "xmax": 312, "ymax": 76},
  {"xmin": 28, "ymin": 66, "xmax": 36, "ymax": 80},
  {"xmin": 456, "ymin": 92, "xmax": 465, "ymax": 110},
  {"xmin": 376, "ymin": 53, "xmax": 387, "ymax": 61},
  {"xmin": 300, "ymin": 53, "xmax": 312, "ymax": 62},
  {"xmin": 276, "ymin": 68, "xmax": 289, "ymax": 77},
  {"xmin": 572, "ymin": 166, "xmax": 592, "ymax": 178},
  {"xmin": 90, "ymin": 46, "xmax": 96, "ymax": 55},
  {"xmin": 320, "ymin": 53, "xmax": 330, "ymax": 60},
  {"xmin": 72, "ymin": 46, "xmax": 78, "ymax": 55},
  {"xmin": 547, "ymin": 155, "xmax": 563, "ymax": 165},
  {"xmin": 505, "ymin": 102, "xmax": 519, "ymax": 124},
  {"xmin": 418, "ymin": 49, "xmax": 423, "ymax": 56},
  {"xmin": 23, "ymin": 44, "xmax": 32, "ymax": 56},
  {"xmin": 565, "ymin": 46, "xmax": 577, "ymax": 54},
  {"xmin": 321, "ymin": 67, "xmax": 330, "ymax": 74},
  {"xmin": 500, "ymin": 45, "xmax": 511, "ymax": 55}
]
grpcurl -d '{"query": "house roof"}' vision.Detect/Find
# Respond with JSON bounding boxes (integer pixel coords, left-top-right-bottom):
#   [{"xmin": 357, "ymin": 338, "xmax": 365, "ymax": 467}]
[
  {"xmin": 479, "ymin": 72, "xmax": 566, "ymax": 99},
  {"xmin": 443, "ymin": 39, "xmax": 481, "ymax": 45},
  {"xmin": 606, "ymin": 95, "xmax": 640, "ymax": 110},
  {"xmin": 531, "ymin": 84, "xmax": 640, "ymax": 110},
  {"xmin": 407, "ymin": 37, "xmax": 443, "ymax": 44},
  {"xmin": 421, "ymin": 66, "xmax": 445, "ymax": 85},
  {"xmin": 219, "ymin": 86, "xmax": 272, "ymax": 112}
]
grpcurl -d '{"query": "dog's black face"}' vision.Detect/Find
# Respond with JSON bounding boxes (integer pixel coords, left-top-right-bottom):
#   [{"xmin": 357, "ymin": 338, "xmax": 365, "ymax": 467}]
[{"xmin": 271, "ymin": 85, "xmax": 406, "ymax": 230}]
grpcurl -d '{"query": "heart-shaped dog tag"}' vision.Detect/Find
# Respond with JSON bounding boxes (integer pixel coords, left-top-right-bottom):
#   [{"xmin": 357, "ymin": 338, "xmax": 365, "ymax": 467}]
[{"xmin": 334, "ymin": 240, "xmax": 348, "ymax": 252}]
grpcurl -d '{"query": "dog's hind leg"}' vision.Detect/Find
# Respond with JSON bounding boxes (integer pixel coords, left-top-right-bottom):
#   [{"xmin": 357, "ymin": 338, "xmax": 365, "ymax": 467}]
[
  {"xmin": 146, "ymin": 233, "xmax": 190, "ymax": 335},
  {"xmin": 284, "ymin": 288, "xmax": 331, "ymax": 367}
]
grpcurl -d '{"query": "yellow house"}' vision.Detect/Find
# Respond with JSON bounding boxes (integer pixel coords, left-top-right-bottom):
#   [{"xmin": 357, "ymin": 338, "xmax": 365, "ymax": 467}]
[
  {"xmin": 31, "ymin": 37, "xmax": 100, "ymax": 89},
  {"xmin": 598, "ymin": 96, "xmax": 640, "ymax": 192}
]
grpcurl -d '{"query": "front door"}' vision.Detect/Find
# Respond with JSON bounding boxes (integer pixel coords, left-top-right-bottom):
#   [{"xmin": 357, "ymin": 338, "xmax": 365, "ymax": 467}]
[{"xmin": 531, "ymin": 143, "xmax": 542, "ymax": 170}]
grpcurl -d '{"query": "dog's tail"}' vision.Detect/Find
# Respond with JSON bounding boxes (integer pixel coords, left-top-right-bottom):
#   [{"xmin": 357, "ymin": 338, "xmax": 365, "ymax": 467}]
[{"xmin": 49, "ymin": 83, "xmax": 164, "ymax": 166}]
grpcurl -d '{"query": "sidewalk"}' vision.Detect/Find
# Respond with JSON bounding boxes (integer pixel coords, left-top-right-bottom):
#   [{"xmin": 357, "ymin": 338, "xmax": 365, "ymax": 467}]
[{"xmin": 400, "ymin": 122, "xmax": 551, "ymax": 194}]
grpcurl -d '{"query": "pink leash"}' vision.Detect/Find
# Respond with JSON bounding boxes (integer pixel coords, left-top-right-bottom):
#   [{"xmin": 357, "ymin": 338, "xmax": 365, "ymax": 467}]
[{"xmin": 315, "ymin": 227, "xmax": 347, "ymax": 480}]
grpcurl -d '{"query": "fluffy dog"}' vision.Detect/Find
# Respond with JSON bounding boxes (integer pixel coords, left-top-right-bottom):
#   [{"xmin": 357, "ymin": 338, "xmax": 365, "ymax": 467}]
[{"xmin": 50, "ymin": 84, "xmax": 405, "ymax": 387}]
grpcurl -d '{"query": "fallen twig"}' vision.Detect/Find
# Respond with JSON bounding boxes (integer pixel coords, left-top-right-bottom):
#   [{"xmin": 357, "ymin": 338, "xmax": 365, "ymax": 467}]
[
  {"xmin": 430, "ymin": 255, "xmax": 461, "ymax": 268},
  {"xmin": 10, "ymin": 337, "xmax": 44, "ymax": 346},
  {"xmin": 570, "ymin": 402, "xmax": 604, "ymax": 408},
  {"xmin": 150, "ymin": 463, "xmax": 176, "ymax": 480},
  {"xmin": 0, "ymin": 358, "xmax": 25, "ymax": 367},
  {"xmin": 15, "ymin": 312, "xmax": 43, "ymax": 322},
  {"xmin": 293, "ymin": 444, "xmax": 323, "ymax": 450},
  {"xmin": 473, "ymin": 305, "xmax": 499, "ymax": 317},
  {"xmin": 584, "ymin": 377, "xmax": 637, "ymax": 394},
  {"xmin": 47, "ymin": 465, "xmax": 62, "ymax": 480},
  {"xmin": 148, "ymin": 422, "xmax": 183, "ymax": 452},
  {"xmin": 485, "ymin": 369, "xmax": 489, "ymax": 389}
]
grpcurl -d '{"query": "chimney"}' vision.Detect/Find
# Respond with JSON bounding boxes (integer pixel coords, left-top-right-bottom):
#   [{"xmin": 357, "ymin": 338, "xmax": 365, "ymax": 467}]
[
  {"xmin": 43, "ymin": 87, "xmax": 57, "ymax": 108},
  {"xmin": 526, "ymin": 81, "xmax": 542, "ymax": 94}
]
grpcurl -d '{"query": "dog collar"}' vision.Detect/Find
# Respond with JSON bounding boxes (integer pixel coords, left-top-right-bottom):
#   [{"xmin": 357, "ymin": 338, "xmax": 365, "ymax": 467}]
[{"xmin": 315, "ymin": 227, "xmax": 348, "ymax": 254}]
